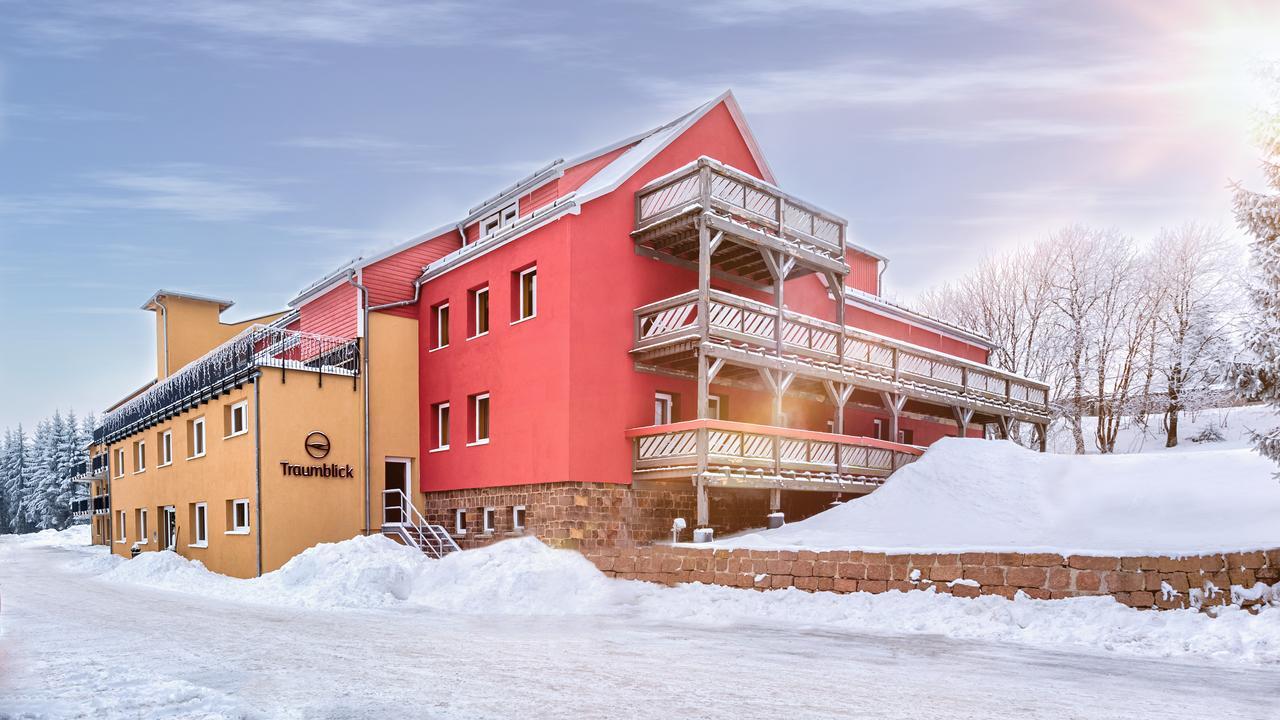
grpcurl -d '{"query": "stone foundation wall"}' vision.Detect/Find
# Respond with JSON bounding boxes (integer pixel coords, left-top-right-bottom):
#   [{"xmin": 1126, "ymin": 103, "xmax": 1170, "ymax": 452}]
[{"xmin": 582, "ymin": 545, "xmax": 1280, "ymax": 611}]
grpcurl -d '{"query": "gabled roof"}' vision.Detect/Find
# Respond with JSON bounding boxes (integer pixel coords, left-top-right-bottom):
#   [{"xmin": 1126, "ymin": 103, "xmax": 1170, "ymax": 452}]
[{"xmin": 291, "ymin": 90, "xmax": 777, "ymax": 305}]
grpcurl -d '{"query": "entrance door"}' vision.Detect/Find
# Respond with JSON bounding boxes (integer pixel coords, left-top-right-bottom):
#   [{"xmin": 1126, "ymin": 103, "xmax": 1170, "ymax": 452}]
[
  {"xmin": 383, "ymin": 460, "xmax": 410, "ymax": 526},
  {"xmin": 161, "ymin": 506, "xmax": 177, "ymax": 550}
]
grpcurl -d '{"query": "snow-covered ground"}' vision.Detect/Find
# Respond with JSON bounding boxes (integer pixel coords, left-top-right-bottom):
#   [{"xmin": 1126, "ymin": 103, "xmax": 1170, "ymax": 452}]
[
  {"xmin": 3, "ymin": 528, "xmax": 1280, "ymax": 718},
  {"xmin": 710, "ymin": 406, "xmax": 1280, "ymax": 556},
  {"xmin": 1049, "ymin": 403, "xmax": 1276, "ymax": 455}
]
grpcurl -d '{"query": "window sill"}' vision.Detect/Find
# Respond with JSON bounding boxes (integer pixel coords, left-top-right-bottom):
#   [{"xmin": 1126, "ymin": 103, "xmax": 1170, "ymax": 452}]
[
  {"xmin": 510, "ymin": 314, "xmax": 537, "ymax": 326},
  {"xmin": 429, "ymin": 445, "xmax": 450, "ymax": 453},
  {"xmin": 428, "ymin": 345, "xmax": 449, "ymax": 353},
  {"xmin": 224, "ymin": 529, "xmax": 250, "ymax": 536},
  {"xmin": 157, "ymin": 461, "xmax": 173, "ymax": 469},
  {"xmin": 132, "ymin": 470, "xmax": 145, "ymax": 475},
  {"xmin": 466, "ymin": 331, "xmax": 489, "ymax": 341},
  {"xmin": 190, "ymin": 542, "xmax": 208, "ymax": 549},
  {"xmin": 466, "ymin": 439, "xmax": 490, "ymax": 447},
  {"xmin": 225, "ymin": 430, "xmax": 248, "ymax": 440},
  {"xmin": 188, "ymin": 453, "xmax": 206, "ymax": 461}
]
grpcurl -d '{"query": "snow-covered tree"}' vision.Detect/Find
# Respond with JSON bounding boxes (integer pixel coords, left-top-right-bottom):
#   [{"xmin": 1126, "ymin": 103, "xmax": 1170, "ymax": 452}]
[
  {"xmin": 1230, "ymin": 64, "xmax": 1280, "ymax": 469},
  {"xmin": 1148, "ymin": 224, "xmax": 1241, "ymax": 447},
  {"xmin": 2, "ymin": 425, "xmax": 34, "ymax": 533}
]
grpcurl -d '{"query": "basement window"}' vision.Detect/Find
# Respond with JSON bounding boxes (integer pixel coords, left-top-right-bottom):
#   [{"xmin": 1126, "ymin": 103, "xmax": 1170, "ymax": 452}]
[
  {"xmin": 454, "ymin": 508, "xmax": 468, "ymax": 536},
  {"xmin": 513, "ymin": 505, "xmax": 526, "ymax": 531},
  {"xmin": 483, "ymin": 507, "xmax": 496, "ymax": 534}
]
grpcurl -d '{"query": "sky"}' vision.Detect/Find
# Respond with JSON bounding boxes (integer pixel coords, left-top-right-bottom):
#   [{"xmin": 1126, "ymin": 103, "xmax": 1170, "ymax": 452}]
[{"xmin": 0, "ymin": 0, "xmax": 1276, "ymax": 432}]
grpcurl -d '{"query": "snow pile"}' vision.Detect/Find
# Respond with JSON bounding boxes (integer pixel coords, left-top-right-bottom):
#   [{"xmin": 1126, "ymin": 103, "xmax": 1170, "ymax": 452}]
[
  {"xmin": 409, "ymin": 536, "xmax": 636, "ymax": 614},
  {"xmin": 1051, "ymin": 404, "xmax": 1274, "ymax": 454},
  {"xmin": 710, "ymin": 437, "xmax": 1280, "ymax": 555},
  {"xmin": 94, "ymin": 535, "xmax": 429, "ymax": 609},
  {"xmin": 0, "ymin": 523, "xmax": 91, "ymax": 549}
]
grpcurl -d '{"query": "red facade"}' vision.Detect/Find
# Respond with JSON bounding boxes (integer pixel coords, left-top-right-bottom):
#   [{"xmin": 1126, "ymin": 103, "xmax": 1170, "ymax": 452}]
[{"xmin": 292, "ymin": 95, "xmax": 1003, "ymax": 497}]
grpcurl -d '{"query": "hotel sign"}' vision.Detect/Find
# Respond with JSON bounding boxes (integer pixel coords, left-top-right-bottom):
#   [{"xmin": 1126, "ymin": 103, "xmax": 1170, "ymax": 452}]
[{"xmin": 281, "ymin": 431, "xmax": 354, "ymax": 478}]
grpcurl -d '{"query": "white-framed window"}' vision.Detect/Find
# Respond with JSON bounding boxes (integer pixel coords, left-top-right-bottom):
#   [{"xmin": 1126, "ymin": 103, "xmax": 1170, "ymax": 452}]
[
  {"xmin": 228, "ymin": 499, "xmax": 250, "ymax": 534},
  {"xmin": 708, "ymin": 394, "xmax": 722, "ymax": 420},
  {"xmin": 433, "ymin": 302, "xmax": 450, "ymax": 350},
  {"xmin": 513, "ymin": 505, "xmax": 526, "ymax": 531},
  {"xmin": 117, "ymin": 510, "xmax": 127, "ymax": 543},
  {"xmin": 470, "ymin": 393, "xmax": 490, "ymax": 445},
  {"xmin": 483, "ymin": 507, "xmax": 496, "ymax": 534},
  {"xmin": 480, "ymin": 202, "xmax": 518, "ymax": 239},
  {"xmin": 137, "ymin": 508, "xmax": 148, "ymax": 544},
  {"xmin": 469, "ymin": 286, "xmax": 489, "ymax": 338},
  {"xmin": 160, "ymin": 429, "xmax": 173, "ymax": 466},
  {"xmin": 227, "ymin": 401, "xmax": 248, "ymax": 438},
  {"xmin": 515, "ymin": 266, "xmax": 537, "ymax": 322},
  {"xmin": 432, "ymin": 402, "xmax": 450, "ymax": 451},
  {"xmin": 654, "ymin": 392, "xmax": 674, "ymax": 425},
  {"xmin": 115, "ymin": 448, "xmax": 125, "ymax": 478},
  {"xmin": 192, "ymin": 502, "xmax": 208, "ymax": 547},
  {"xmin": 873, "ymin": 419, "xmax": 885, "ymax": 441},
  {"xmin": 454, "ymin": 508, "xmax": 467, "ymax": 535},
  {"xmin": 134, "ymin": 440, "xmax": 145, "ymax": 473},
  {"xmin": 189, "ymin": 417, "xmax": 206, "ymax": 458}
]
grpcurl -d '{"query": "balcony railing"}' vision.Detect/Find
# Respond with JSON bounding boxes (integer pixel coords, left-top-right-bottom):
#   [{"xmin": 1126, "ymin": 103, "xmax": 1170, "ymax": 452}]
[
  {"xmin": 634, "ymin": 289, "xmax": 1051, "ymax": 418},
  {"xmin": 70, "ymin": 494, "xmax": 109, "ymax": 518},
  {"xmin": 68, "ymin": 452, "xmax": 109, "ymax": 481},
  {"xmin": 635, "ymin": 157, "xmax": 847, "ymax": 264},
  {"xmin": 101, "ymin": 324, "xmax": 359, "ymax": 444},
  {"xmin": 626, "ymin": 419, "xmax": 922, "ymax": 490}
]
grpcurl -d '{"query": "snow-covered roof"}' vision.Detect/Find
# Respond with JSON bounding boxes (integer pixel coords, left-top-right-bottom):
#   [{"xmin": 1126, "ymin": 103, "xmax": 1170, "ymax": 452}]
[{"xmin": 141, "ymin": 289, "xmax": 234, "ymax": 312}]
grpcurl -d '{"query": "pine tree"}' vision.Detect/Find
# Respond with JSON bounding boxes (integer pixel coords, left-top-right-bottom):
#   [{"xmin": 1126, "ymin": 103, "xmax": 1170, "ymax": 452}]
[
  {"xmin": 26, "ymin": 419, "xmax": 55, "ymax": 530},
  {"xmin": 1230, "ymin": 64, "xmax": 1280, "ymax": 469},
  {"xmin": 2, "ymin": 426, "xmax": 33, "ymax": 533},
  {"xmin": 0, "ymin": 431, "xmax": 10, "ymax": 535}
]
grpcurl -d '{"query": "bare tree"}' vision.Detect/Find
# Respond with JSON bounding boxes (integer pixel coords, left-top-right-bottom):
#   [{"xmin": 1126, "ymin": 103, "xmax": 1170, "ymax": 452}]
[{"xmin": 1148, "ymin": 224, "xmax": 1241, "ymax": 447}]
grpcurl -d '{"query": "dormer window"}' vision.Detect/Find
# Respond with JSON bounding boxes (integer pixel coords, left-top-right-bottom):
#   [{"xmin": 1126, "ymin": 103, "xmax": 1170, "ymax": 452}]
[{"xmin": 480, "ymin": 203, "xmax": 519, "ymax": 239}]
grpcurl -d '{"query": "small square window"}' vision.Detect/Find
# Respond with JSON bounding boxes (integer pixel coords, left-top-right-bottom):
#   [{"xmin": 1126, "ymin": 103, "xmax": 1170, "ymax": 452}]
[
  {"xmin": 483, "ymin": 507, "xmax": 496, "ymax": 534},
  {"xmin": 513, "ymin": 505, "xmax": 526, "ymax": 531},
  {"xmin": 707, "ymin": 394, "xmax": 721, "ymax": 420},
  {"xmin": 228, "ymin": 499, "xmax": 250, "ymax": 533},
  {"xmin": 454, "ymin": 508, "xmax": 468, "ymax": 536},
  {"xmin": 226, "ymin": 401, "xmax": 248, "ymax": 438}
]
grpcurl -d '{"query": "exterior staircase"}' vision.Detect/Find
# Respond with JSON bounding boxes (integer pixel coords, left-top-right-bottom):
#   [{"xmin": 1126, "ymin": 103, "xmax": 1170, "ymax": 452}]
[{"xmin": 380, "ymin": 489, "xmax": 461, "ymax": 559}]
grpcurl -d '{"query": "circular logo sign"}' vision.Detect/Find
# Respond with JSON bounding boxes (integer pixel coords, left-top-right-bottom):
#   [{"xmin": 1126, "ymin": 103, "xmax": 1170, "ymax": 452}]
[{"xmin": 305, "ymin": 431, "xmax": 331, "ymax": 459}]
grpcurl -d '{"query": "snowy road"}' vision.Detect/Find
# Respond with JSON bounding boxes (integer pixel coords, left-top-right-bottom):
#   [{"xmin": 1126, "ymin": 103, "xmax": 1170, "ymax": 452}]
[{"xmin": 2, "ymin": 544, "xmax": 1278, "ymax": 720}]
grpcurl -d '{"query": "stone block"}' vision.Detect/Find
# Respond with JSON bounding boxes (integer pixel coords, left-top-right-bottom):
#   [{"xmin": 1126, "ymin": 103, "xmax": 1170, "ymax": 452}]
[
  {"xmin": 1005, "ymin": 567, "xmax": 1048, "ymax": 588},
  {"xmin": 1068, "ymin": 555, "xmax": 1119, "ymax": 571},
  {"xmin": 859, "ymin": 580, "xmax": 888, "ymax": 593},
  {"xmin": 1104, "ymin": 571, "xmax": 1145, "ymax": 593}
]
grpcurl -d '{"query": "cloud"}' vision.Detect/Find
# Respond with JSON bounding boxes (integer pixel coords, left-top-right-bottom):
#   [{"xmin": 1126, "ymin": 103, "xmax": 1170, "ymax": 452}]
[
  {"xmin": 679, "ymin": 0, "xmax": 1015, "ymax": 24},
  {"xmin": 887, "ymin": 118, "xmax": 1142, "ymax": 145},
  {"xmin": 4, "ymin": 0, "xmax": 571, "ymax": 57},
  {"xmin": 0, "ymin": 164, "xmax": 293, "ymax": 223}
]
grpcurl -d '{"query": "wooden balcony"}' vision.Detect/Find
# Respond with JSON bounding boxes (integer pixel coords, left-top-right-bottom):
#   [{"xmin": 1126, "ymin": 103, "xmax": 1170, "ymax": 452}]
[
  {"xmin": 632, "ymin": 157, "xmax": 850, "ymax": 284},
  {"xmin": 626, "ymin": 419, "xmax": 922, "ymax": 492},
  {"xmin": 633, "ymin": 290, "xmax": 1052, "ymax": 425}
]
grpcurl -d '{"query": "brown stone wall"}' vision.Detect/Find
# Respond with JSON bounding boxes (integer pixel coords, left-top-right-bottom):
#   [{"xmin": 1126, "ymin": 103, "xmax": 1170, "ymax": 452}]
[
  {"xmin": 582, "ymin": 545, "xmax": 1280, "ymax": 611},
  {"xmin": 421, "ymin": 481, "xmax": 796, "ymax": 551}
]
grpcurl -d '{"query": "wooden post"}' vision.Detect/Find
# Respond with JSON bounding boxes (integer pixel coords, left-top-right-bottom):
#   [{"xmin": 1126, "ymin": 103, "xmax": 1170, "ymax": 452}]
[
  {"xmin": 952, "ymin": 406, "xmax": 975, "ymax": 438},
  {"xmin": 695, "ymin": 217, "xmax": 712, "ymax": 532},
  {"xmin": 879, "ymin": 391, "xmax": 905, "ymax": 443}
]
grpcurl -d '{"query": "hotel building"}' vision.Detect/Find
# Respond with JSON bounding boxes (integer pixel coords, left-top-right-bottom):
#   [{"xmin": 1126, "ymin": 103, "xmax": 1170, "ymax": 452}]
[{"xmin": 85, "ymin": 92, "xmax": 1051, "ymax": 577}]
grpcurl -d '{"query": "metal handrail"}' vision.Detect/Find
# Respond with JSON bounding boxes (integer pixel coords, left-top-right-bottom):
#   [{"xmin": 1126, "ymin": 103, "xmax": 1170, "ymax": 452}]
[{"xmin": 381, "ymin": 489, "xmax": 460, "ymax": 558}]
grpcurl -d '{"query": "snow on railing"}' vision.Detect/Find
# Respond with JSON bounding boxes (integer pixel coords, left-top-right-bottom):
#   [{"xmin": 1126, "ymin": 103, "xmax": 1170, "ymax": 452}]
[
  {"xmin": 635, "ymin": 157, "xmax": 846, "ymax": 259},
  {"xmin": 633, "ymin": 289, "xmax": 1051, "ymax": 415},
  {"xmin": 101, "ymin": 324, "xmax": 358, "ymax": 444}
]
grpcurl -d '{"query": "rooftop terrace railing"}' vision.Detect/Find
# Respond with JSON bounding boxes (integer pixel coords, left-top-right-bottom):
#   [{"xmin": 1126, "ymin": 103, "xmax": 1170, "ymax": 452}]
[
  {"xmin": 100, "ymin": 324, "xmax": 358, "ymax": 445},
  {"xmin": 635, "ymin": 157, "xmax": 847, "ymax": 261}
]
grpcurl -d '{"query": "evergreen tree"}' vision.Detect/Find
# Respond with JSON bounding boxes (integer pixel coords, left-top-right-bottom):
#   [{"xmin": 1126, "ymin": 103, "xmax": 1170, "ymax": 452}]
[
  {"xmin": 0, "ymin": 432, "xmax": 10, "ymax": 535},
  {"xmin": 26, "ymin": 419, "xmax": 55, "ymax": 529},
  {"xmin": 1230, "ymin": 64, "xmax": 1280, "ymax": 469},
  {"xmin": 2, "ymin": 426, "xmax": 33, "ymax": 533}
]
